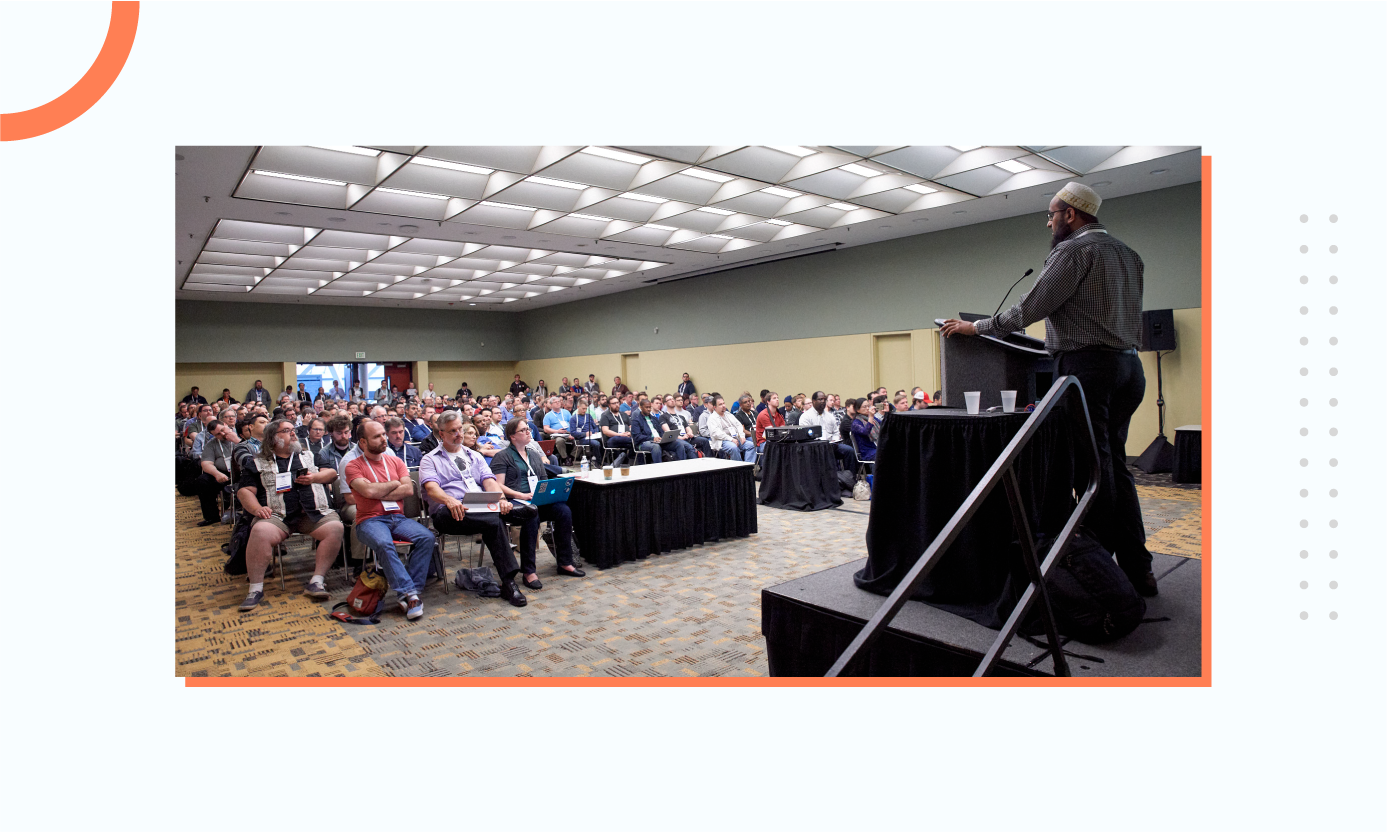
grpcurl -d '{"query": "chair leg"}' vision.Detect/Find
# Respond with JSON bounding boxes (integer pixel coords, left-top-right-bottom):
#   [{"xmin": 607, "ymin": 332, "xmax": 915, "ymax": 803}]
[{"xmin": 434, "ymin": 532, "xmax": 449, "ymax": 594}]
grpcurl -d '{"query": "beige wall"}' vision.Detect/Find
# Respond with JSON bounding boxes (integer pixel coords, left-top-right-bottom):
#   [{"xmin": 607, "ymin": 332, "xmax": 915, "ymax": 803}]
[
  {"xmin": 426, "ymin": 361, "xmax": 522, "ymax": 400},
  {"xmin": 175, "ymin": 363, "xmax": 285, "ymax": 405}
]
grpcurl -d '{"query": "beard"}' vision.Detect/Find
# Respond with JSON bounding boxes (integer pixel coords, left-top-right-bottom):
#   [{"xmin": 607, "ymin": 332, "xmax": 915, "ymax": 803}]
[
  {"xmin": 1050, "ymin": 221, "xmax": 1075, "ymax": 250},
  {"xmin": 276, "ymin": 436, "xmax": 302, "ymax": 455}
]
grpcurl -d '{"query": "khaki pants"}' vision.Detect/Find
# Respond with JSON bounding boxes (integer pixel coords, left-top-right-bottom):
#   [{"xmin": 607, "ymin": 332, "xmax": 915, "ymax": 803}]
[{"xmin": 552, "ymin": 435, "xmax": 574, "ymax": 461}]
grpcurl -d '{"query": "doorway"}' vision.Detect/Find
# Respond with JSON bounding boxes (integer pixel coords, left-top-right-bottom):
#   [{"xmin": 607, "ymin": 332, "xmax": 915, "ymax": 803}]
[{"xmin": 621, "ymin": 353, "xmax": 641, "ymax": 394}]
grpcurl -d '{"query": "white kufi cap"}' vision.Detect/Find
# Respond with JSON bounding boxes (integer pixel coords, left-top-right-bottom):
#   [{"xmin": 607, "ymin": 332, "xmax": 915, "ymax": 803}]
[{"xmin": 1057, "ymin": 182, "xmax": 1102, "ymax": 216}]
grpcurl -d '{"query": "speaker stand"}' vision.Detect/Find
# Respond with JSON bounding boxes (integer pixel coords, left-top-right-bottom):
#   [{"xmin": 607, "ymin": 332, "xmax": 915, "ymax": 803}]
[{"xmin": 1137, "ymin": 351, "xmax": 1173, "ymax": 474}]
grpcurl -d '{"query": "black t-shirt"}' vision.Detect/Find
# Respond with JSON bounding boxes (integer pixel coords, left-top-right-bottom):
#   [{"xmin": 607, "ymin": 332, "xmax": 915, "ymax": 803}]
[{"xmin": 598, "ymin": 409, "xmax": 628, "ymax": 433}]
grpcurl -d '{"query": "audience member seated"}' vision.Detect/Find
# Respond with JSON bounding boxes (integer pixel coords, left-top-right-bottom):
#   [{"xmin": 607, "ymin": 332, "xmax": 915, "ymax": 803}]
[
  {"xmin": 489, "ymin": 417, "xmax": 586, "ymax": 589},
  {"xmin": 193, "ymin": 422, "xmax": 238, "ymax": 526},
  {"xmin": 705, "ymin": 396, "xmax": 756, "ymax": 461},
  {"xmin": 346, "ymin": 420, "xmax": 435, "ymax": 621},
  {"xmin": 734, "ymin": 393, "xmax": 757, "ymax": 434},
  {"xmin": 419, "ymin": 413, "xmax": 527, "ymax": 607},
  {"xmin": 630, "ymin": 395, "xmax": 693, "ymax": 464},
  {"xmin": 755, "ymin": 393, "xmax": 787, "ymax": 453},
  {"xmin": 234, "ymin": 418, "xmax": 345, "ymax": 612},
  {"xmin": 664, "ymin": 394, "xmax": 711, "ymax": 457},
  {"xmin": 599, "ymin": 396, "xmax": 634, "ymax": 460},
  {"xmin": 383, "ymin": 417, "xmax": 423, "ymax": 467},
  {"xmin": 652, "ymin": 397, "xmax": 697, "ymax": 461},
  {"xmin": 303, "ymin": 417, "xmax": 328, "ymax": 454},
  {"xmin": 472, "ymin": 412, "xmax": 507, "ymax": 458},
  {"xmin": 850, "ymin": 398, "xmax": 879, "ymax": 462},
  {"xmin": 541, "ymin": 395, "xmax": 577, "ymax": 464},
  {"xmin": 570, "ymin": 403, "xmax": 603, "ymax": 463},
  {"xmin": 798, "ymin": 390, "xmax": 856, "ymax": 470}
]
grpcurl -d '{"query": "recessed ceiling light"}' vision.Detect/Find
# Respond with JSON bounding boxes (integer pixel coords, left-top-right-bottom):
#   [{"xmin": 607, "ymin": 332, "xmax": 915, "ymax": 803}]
[
  {"xmin": 682, "ymin": 168, "xmax": 734, "ymax": 183},
  {"xmin": 761, "ymin": 186, "xmax": 801, "ymax": 198},
  {"xmin": 411, "ymin": 157, "xmax": 494, "ymax": 175},
  {"xmin": 765, "ymin": 219, "xmax": 791, "ymax": 226},
  {"xmin": 525, "ymin": 176, "xmax": 587, "ymax": 190},
  {"xmin": 581, "ymin": 147, "xmax": 652, "ymax": 165},
  {"xmin": 839, "ymin": 163, "xmax": 884, "ymax": 178},
  {"xmin": 619, "ymin": 192, "xmax": 668, "ymax": 204},
  {"xmin": 469, "ymin": 303, "xmax": 477, "ymax": 306},
  {"xmin": 696, "ymin": 206, "xmax": 734, "ymax": 215},
  {"xmin": 570, "ymin": 213, "xmax": 615, "ymax": 222},
  {"xmin": 478, "ymin": 201, "xmax": 533, "ymax": 211},
  {"xmin": 1150, "ymin": 169, "xmax": 1169, "ymax": 175},
  {"xmin": 949, "ymin": 145, "xmax": 982, "ymax": 152},
  {"xmin": 829, "ymin": 202, "xmax": 862, "ymax": 211},
  {"xmin": 769, "ymin": 145, "xmax": 816, "ymax": 157},
  {"xmin": 377, "ymin": 187, "xmax": 449, "ymax": 200},
  {"xmin": 994, "ymin": 159, "xmax": 1032, "ymax": 174},
  {"xmin": 904, "ymin": 183, "xmax": 938, "ymax": 195},
  {"xmin": 1091, "ymin": 180, "xmax": 1112, "ymax": 186},
  {"xmin": 253, "ymin": 170, "xmax": 346, "ymax": 186},
  {"xmin": 309, "ymin": 145, "xmax": 380, "ymax": 157}
]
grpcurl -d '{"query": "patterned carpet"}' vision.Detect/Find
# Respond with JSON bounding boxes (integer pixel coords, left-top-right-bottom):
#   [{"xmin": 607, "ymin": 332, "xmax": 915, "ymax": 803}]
[{"xmin": 174, "ymin": 473, "xmax": 1201, "ymax": 678}]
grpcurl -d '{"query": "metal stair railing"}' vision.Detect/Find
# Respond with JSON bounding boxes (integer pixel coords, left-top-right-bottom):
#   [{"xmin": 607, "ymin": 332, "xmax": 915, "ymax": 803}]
[{"xmin": 825, "ymin": 375, "xmax": 1102, "ymax": 678}]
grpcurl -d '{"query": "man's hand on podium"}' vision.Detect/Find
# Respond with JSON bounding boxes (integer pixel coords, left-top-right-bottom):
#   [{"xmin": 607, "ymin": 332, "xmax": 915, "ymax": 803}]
[{"xmin": 939, "ymin": 319, "xmax": 977, "ymax": 338}]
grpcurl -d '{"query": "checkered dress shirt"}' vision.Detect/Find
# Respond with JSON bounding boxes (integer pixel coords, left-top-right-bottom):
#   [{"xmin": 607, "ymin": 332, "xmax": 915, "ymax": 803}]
[{"xmin": 974, "ymin": 223, "xmax": 1145, "ymax": 354}]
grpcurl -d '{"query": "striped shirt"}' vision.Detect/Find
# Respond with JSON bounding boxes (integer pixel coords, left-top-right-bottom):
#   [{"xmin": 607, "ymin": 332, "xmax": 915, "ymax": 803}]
[{"xmin": 974, "ymin": 223, "xmax": 1144, "ymax": 353}]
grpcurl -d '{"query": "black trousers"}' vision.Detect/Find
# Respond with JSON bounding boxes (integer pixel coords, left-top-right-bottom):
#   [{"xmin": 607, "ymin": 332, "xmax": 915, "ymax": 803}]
[
  {"xmin": 429, "ymin": 507, "xmax": 520, "ymax": 580},
  {"xmin": 1055, "ymin": 350, "xmax": 1152, "ymax": 575},
  {"xmin": 192, "ymin": 472, "xmax": 227, "ymax": 522},
  {"xmin": 506, "ymin": 502, "xmax": 576, "ymax": 574}
]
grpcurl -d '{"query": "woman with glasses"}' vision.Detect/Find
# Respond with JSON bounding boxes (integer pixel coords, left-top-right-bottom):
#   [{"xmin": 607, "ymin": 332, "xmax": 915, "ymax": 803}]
[{"xmin": 488, "ymin": 417, "xmax": 585, "ymax": 589}]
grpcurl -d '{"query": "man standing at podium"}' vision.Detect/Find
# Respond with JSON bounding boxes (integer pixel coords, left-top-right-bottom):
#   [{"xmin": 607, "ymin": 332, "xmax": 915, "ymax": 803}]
[{"xmin": 939, "ymin": 182, "xmax": 1156, "ymax": 597}]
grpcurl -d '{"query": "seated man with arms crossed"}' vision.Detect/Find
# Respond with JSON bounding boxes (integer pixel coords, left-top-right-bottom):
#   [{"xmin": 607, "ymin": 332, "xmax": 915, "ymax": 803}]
[
  {"xmin": 235, "ymin": 419, "xmax": 345, "ymax": 612},
  {"xmin": 345, "ymin": 420, "xmax": 436, "ymax": 621},
  {"xmin": 419, "ymin": 411, "xmax": 528, "ymax": 607},
  {"xmin": 489, "ymin": 417, "xmax": 585, "ymax": 589}
]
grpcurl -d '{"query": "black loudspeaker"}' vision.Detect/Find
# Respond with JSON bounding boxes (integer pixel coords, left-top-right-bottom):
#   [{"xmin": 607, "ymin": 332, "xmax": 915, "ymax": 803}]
[{"xmin": 1140, "ymin": 309, "xmax": 1176, "ymax": 352}]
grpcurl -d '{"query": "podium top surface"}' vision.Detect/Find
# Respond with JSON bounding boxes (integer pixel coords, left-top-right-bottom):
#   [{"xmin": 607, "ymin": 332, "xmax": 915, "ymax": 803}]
[{"xmin": 935, "ymin": 319, "xmax": 1048, "ymax": 355}]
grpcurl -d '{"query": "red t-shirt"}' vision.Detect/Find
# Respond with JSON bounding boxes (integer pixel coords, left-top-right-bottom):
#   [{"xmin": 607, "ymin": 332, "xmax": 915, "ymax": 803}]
[
  {"xmin": 755, "ymin": 408, "xmax": 786, "ymax": 445},
  {"xmin": 345, "ymin": 452, "xmax": 409, "ymax": 523}
]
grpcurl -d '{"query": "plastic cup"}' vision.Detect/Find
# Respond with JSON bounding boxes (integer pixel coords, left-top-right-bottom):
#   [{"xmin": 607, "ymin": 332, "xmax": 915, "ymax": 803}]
[
  {"xmin": 603, "ymin": 465, "xmax": 613, "ymax": 480},
  {"xmin": 1000, "ymin": 390, "xmax": 1017, "ymax": 413},
  {"xmin": 965, "ymin": 391, "xmax": 981, "ymax": 415}
]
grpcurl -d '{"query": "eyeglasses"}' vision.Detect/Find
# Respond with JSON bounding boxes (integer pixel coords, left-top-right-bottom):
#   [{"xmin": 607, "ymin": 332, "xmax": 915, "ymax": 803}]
[
  {"xmin": 1044, "ymin": 208, "xmax": 1071, "ymax": 220},
  {"xmin": 274, "ymin": 427, "xmax": 296, "ymax": 435}
]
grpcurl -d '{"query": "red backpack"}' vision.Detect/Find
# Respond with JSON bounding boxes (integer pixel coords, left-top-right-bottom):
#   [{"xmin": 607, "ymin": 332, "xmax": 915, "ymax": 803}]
[{"xmin": 330, "ymin": 564, "xmax": 388, "ymax": 624}]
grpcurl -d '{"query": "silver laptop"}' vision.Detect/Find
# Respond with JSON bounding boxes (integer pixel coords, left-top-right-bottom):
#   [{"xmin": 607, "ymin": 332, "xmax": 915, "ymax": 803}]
[{"xmin": 460, "ymin": 491, "xmax": 504, "ymax": 513}]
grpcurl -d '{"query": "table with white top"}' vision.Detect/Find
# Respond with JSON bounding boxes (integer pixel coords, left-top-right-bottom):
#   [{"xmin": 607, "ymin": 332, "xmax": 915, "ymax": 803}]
[{"xmin": 568, "ymin": 458, "xmax": 757, "ymax": 568}]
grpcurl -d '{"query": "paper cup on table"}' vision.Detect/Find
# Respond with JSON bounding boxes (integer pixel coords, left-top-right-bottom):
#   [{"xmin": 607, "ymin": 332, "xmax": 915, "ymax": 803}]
[
  {"xmin": 964, "ymin": 391, "xmax": 981, "ymax": 415},
  {"xmin": 1000, "ymin": 390, "xmax": 1017, "ymax": 413},
  {"xmin": 603, "ymin": 465, "xmax": 613, "ymax": 480}
]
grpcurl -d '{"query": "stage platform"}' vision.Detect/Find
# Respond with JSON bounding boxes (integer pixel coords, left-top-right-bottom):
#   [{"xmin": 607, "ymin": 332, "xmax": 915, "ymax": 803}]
[{"xmin": 761, "ymin": 553, "xmax": 1201, "ymax": 677}]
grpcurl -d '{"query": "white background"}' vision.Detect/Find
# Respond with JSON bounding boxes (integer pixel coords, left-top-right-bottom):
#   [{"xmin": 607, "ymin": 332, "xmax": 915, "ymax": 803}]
[{"xmin": 1, "ymin": 2, "xmax": 1383, "ymax": 829}]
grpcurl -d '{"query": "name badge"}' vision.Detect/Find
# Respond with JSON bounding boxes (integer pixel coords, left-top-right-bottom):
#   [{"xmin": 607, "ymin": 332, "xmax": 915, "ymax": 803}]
[
  {"xmin": 275, "ymin": 471, "xmax": 294, "ymax": 493},
  {"xmin": 382, "ymin": 500, "xmax": 401, "ymax": 512},
  {"xmin": 618, "ymin": 425, "xmax": 627, "ymax": 434},
  {"xmin": 559, "ymin": 421, "xmax": 569, "ymax": 429},
  {"xmin": 527, "ymin": 473, "xmax": 539, "ymax": 495}
]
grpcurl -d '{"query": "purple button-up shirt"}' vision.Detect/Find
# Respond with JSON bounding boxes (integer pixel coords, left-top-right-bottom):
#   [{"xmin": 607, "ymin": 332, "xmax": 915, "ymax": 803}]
[{"xmin": 418, "ymin": 444, "xmax": 496, "ymax": 513}]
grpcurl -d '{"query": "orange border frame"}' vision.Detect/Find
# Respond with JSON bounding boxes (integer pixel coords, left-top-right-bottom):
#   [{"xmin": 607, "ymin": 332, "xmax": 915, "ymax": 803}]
[
  {"xmin": 0, "ymin": 2, "xmax": 140, "ymax": 142},
  {"xmin": 188, "ymin": 157, "xmax": 1214, "ymax": 688}
]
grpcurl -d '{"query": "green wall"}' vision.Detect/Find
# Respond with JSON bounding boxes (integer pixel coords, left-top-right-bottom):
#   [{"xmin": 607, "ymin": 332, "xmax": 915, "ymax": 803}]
[
  {"xmin": 175, "ymin": 182, "xmax": 1199, "ymax": 363},
  {"xmin": 174, "ymin": 302, "xmax": 520, "ymax": 363},
  {"xmin": 516, "ymin": 182, "xmax": 1200, "ymax": 359}
]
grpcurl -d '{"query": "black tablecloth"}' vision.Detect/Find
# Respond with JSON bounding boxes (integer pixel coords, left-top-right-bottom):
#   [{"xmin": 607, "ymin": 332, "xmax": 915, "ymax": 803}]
[
  {"xmin": 569, "ymin": 465, "xmax": 758, "ymax": 569},
  {"xmin": 758, "ymin": 440, "xmax": 842, "ymax": 511},
  {"xmin": 1173, "ymin": 427, "xmax": 1202, "ymax": 484},
  {"xmin": 853, "ymin": 410, "xmax": 1077, "ymax": 627}
]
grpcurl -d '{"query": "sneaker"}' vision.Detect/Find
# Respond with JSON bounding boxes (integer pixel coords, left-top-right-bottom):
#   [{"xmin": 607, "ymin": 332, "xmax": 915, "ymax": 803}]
[
  {"xmin": 303, "ymin": 580, "xmax": 329, "ymax": 600},
  {"xmin": 405, "ymin": 596, "xmax": 424, "ymax": 620},
  {"xmin": 238, "ymin": 590, "xmax": 264, "ymax": 612}
]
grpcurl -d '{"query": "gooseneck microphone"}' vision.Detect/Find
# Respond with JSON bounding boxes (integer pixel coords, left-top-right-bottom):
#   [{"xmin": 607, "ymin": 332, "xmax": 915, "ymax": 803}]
[{"xmin": 992, "ymin": 267, "xmax": 1034, "ymax": 320}]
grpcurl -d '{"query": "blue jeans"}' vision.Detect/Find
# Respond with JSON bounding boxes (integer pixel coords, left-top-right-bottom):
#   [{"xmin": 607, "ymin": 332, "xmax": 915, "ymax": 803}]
[
  {"xmin": 638, "ymin": 440, "xmax": 664, "ymax": 463},
  {"xmin": 719, "ymin": 439, "xmax": 756, "ymax": 462},
  {"xmin": 665, "ymin": 439, "xmax": 696, "ymax": 461},
  {"xmin": 832, "ymin": 442, "xmax": 856, "ymax": 470},
  {"xmin": 354, "ymin": 513, "xmax": 435, "ymax": 599}
]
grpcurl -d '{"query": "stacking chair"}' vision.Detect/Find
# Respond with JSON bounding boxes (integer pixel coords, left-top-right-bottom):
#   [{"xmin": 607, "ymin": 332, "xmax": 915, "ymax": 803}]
[{"xmin": 850, "ymin": 432, "xmax": 876, "ymax": 480}]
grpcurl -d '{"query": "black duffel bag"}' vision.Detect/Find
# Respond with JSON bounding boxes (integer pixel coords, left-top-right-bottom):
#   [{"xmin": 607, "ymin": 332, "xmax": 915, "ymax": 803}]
[{"xmin": 1025, "ymin": 528, "xmax": 1147, "ymax": 644}]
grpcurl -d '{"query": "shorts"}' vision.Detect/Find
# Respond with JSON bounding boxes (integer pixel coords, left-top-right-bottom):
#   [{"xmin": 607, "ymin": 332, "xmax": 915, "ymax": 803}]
[{"xmin": 252, "ymin": 509, "xmax": 341, "ymax": 536}]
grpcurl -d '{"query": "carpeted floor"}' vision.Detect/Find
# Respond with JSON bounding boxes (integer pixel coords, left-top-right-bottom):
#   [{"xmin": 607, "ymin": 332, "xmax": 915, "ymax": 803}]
[{"xmin": 175, "ymin": 470, "xmax": 1201, "ymax": 678}]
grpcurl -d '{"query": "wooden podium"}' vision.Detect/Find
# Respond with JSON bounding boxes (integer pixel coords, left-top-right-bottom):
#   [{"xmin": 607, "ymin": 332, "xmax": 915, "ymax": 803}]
[{"xmin": 935, "ymin": 317, "xmax": 1054, "ymax": 410}]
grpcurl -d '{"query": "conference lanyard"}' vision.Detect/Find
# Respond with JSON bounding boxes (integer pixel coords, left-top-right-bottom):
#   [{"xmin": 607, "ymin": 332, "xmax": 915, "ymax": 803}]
[
  {"xmin": 363, "ymin": 456, "xmax": 401, "ymax": 512},
  {"xmin": 514, "ymin": 446, "xmax": 539, "ymax": 496}
]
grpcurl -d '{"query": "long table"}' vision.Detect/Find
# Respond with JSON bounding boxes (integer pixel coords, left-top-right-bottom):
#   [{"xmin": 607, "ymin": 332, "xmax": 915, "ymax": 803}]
[{"xmin": 568, "ymin": 458, "xmax": 758, "ymax": 569}]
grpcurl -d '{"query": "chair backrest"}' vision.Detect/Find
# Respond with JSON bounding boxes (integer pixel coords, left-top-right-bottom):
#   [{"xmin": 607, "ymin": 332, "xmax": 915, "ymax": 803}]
[
  {"xmin": 404, "ymin": 469, "xmax": 423, "ymax": 518},
  {"xmin": 538, "ymin": 439, "xmax": 556, "ymax": 455}
]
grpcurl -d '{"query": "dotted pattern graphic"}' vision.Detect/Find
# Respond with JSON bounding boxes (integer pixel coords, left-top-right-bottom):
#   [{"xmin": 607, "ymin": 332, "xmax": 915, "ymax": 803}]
[{"xmin": 1297, "ymin": 212, "xmax": 1342, "ymax": 623}]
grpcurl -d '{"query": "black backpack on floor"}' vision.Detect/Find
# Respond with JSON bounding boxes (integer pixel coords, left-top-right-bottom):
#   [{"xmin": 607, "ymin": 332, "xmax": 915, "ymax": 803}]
[{"xmin": 1026, "ymin": 529, "xmax": 1146, "ymax": 644}]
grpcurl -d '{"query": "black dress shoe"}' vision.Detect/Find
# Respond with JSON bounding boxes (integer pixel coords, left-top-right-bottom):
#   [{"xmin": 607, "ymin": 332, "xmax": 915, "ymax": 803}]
[
  {"xmin": 1129, "ymin": 570, "xmax": 1159, "ymax": 597},
  {"xmin": 556, "ymin": 565, "xmax": 586, "ymax": 578},
  {"xmin": 523, "ymin": 575, "xmax": 543, "ymax": 590},
  {"xmin": 499, "ymin": 580, "xmax": 528, "ymax": 607},
  {"xmin": 197, "ymin": 519, "xmax": 218, "ymax": 527}
]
